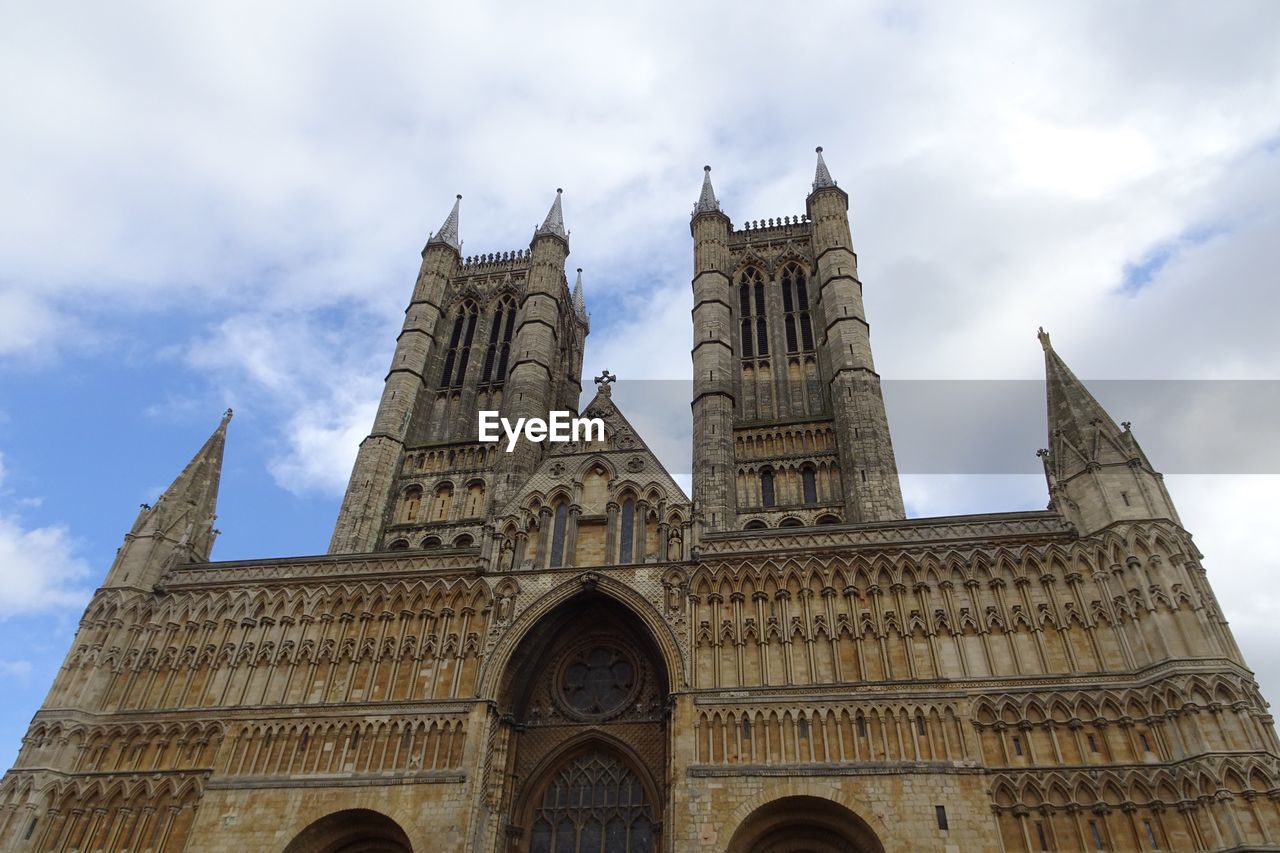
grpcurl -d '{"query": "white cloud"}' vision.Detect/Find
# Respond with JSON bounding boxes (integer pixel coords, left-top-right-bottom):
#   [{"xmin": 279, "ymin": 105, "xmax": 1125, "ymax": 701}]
[
  {"xmin": 0, "ymin": 512, "xmax": 92, "ymax": 619},
  {"xmin": 0, "ymin": 661, "xmax": 33, "ymax": 681}
]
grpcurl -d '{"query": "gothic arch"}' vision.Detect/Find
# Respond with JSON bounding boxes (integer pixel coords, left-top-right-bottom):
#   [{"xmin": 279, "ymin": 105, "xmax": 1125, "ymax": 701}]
[
  {"xmin": 281, "ymin": 808, "xmax": 413, "ymax": 853},
  {"xmin": 722, "ymin": 788, "xmax": 888, "ymax": 853},
  {"xmin": 477, "ymin": 573, "xmax": 685, "ymax": 698}
]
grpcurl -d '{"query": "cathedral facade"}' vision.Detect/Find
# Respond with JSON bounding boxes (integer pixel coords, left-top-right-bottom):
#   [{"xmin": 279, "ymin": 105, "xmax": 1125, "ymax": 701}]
[{"xmin": 3, "ymin": 152, "xmax": 1279, "ymax": 852}]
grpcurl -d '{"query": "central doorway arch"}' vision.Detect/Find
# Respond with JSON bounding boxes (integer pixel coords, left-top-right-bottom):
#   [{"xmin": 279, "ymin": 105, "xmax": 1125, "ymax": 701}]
[
  {"xmin": 282, "ymin": 808, "xmax": 412, "ymax": 853},
  {"xmin": 497, "ymin": 592, "xmax": 669, "ymax": 853},
  {"xmin": 726, "ymin": 796, "xmax": 886, "ymax": 853}
]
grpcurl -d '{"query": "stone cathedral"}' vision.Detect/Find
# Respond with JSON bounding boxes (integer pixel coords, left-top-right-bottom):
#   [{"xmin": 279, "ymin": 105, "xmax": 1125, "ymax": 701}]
[{"xmin": 2, "ymin": 151, "xmax": 1279, "ymax": 853}]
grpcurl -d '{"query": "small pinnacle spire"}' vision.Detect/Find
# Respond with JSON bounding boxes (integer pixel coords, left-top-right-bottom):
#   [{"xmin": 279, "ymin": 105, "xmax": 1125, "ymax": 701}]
[
  {"xmin": 536, "ymin": 188, "xmax": 567, "ymax": 240},
  {"xmin": 1037, "ymin": 326, "xmax": 1052, "ymax": 351},
  {"xmin": 572, "ymin": 267, "xmax": 589, "ymax": 325},
  {"xmin": 812, "ymin": 146, "xmax": 836, "ymax": 191},
  {"xmin": 693, "ymin": 164, "xmax": 721, "ymax": 215},
  {"xmin": 426, "ymin": 194, "xmax": 462, "ymax": 252}
]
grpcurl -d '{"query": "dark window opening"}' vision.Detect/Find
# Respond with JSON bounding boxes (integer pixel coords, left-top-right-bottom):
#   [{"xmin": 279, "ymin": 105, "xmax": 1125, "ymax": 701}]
[
  {"xmin": 760, "ymin": 469, "xmax": 775, "ymax": 508},
  {"xmin": 935, "ymin": 805, "xmax": 948, "ymax": 831},
  {"xmin": 619, "ymin": 498, "xmax": 635, "ymax": 564},
  {"xmin": 549, "ymin": 502, "xmax": 569, "ymax": 568},
  {"xmin": 801, "ymin": 466, "xmax": 817, "ymax": 504}
]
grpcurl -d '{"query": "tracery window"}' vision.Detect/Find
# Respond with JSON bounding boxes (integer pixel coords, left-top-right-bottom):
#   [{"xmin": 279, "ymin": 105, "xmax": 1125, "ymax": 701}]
[
  {"xmin": 619, "ymin": 498, "xmax": 635, "ymax": 564},
  {"xmin": 738, "ymin": 268, "xmax": 767, "ymax": 358},
  {"xmin": 781, "ymin": 264, "xmax": 814, "ymax": 353},
  {"xmin": 480, "ymin": 295, "xmax": 517, "ymax": 386},
  {"xmin": 439, "ymin": 300, "xmax": 479, "ymax": 388},
  {"xmin": 555, "ymin": 644, "xmax": 639, "ymax": 720},
  {"xmin": 527, "ymin": 751, "xmax": 654, "ymax": 853}
]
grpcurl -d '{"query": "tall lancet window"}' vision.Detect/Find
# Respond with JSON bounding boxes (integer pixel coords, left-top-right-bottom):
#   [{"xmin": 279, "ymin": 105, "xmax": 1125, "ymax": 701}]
[
  {"xmin": 782, "ymin": 264, "xmax": 814, "ymax": 353},
  {"xmin": 738, "ymin": 268, "xmax": 768, "ymax": 358},
  {"xmin": 480, "ymin": 295, "xmax": 516, "ymax": 387},
  {"xmin": 439, "ymin": 300, "xmax": 479, "ymax": 388},
  {"xmin": 801, "ymin": 465, "xmax": 817, "ymax": 504},
  {"xmin": 619, "ymin": 498, "xmax": 635, "ymax": 564},
  {"xmin": 760, "ymin": 468, "xmax": 776, "ymax": 508},
  {"xmin": 549, "ymin": 502, "xmax": 569, "ymax": 568}
]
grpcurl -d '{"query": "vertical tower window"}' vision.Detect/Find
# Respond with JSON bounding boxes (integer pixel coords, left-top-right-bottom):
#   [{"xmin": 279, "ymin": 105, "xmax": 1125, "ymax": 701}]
[
  {"xmin": 619, "ymin": 498, "xmax": 635, "ymax": 564},
  {"xmin": 1036, "ymin": 821, "xmax": 1048, "ymax": 851},
  {"xmin": 402, "ymin": 485, "xmax": 423, "ymax": 523},
  {"xmin": 1089, "ymin": 820, "xmax": 1104, "ymax": 850},
  {"xmin": 738, "ymin": 268, "xmax": 768, "ymax": 358},
  {"xmin": 801, "ymin": 465, "xmax": 817, "ymax": 504},
  {"xmin": 549, "ymin": 502, "xmax": 569, "ymax": 568},
  {"xmin": 935, "ymin": 805, "xmax": 948, "ymax": 831},
  {"xmin": 760, "ymin": 468, "xmax": 775, "ymax": 508},
  {"xmin": 781, "ymin": 264, "xmax": 814, "ymax": 353},
  {"xmin": 480, "ymin": 296, "xmax": 516, "ymax": 387},
  {"xmin": 439, "ymin": 300, "xmax": 478, "ymax": 388}
]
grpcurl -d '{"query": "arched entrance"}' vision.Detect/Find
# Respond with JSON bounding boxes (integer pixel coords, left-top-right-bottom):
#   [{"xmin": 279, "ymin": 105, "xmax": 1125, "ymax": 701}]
[
  {"xmin": 282, "ymin": 808, "xmax": 413, "ymax": 853},
  {"xmin": 497, "ymin": 592, "xmax": 668, "ymax": 852},
  {"xmin": 726, "ymin": 796, "xmax": 886, "ymax": 853}
]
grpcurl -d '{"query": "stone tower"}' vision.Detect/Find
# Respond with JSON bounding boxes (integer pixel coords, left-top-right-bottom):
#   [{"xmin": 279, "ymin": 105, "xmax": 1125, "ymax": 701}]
[
  {"xmin": 329, "ymin": 192, "xmax": 589, "ymax": 555},
  {"xmin": 692, "ymin": 149, "xmax": 905, "ymax": 533}
]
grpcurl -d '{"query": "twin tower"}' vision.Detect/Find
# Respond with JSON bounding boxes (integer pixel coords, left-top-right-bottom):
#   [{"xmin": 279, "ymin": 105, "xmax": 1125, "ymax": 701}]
[{"xmin": 328, "ymin": 149, "xmax": 907, "ymax": 556}]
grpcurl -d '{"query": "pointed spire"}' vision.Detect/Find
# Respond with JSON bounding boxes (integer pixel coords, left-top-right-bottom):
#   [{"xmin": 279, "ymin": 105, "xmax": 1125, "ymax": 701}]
[
  {"xmin": 536, "ymin": 188, "xmax": 567, "ymax": 240},
  {"xmin": 1037, "ymin": 328, "xmax": 1178, "ymax": 532},
  {"xmin": 1040, "ymin": 328, "xmax": 1122, "ymax": 447},
  {"xmin": 150, "ymin": 408, "xmax": 231, "ymax": 563},
  {"xmin": 812, "ymin": 146, "xmax": 836, "ymax": 191},
  {"xmin": 107, "ymin": 410, "xmax": 232, "ymax": 588},
  {"xmin": 693, "ymin": 165, "xmax": 721, "ymax": 215},
  {"xmin": 572, "ymin": 267, "xmax": 589, "ymax": 325},
  {"xmin": 426, "ymin": 194, "xmax": 462, "ymax": 252}
]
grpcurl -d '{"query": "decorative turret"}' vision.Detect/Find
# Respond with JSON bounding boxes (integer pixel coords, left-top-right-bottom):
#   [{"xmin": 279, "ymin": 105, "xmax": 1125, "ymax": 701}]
[
  {"xmin": 1037, "ymin": 328, "xmax": 1180, "ymax": 534},
  {"xmin": 690, "ymin": 164, "xmax": 737, "ymax": 532},
  {"xmin": 424, "ymin": 194, "xmax": 462, "ymax": 253},
  {"xmin": 805, "ymin": 146, "xmax": 905, "ymax": 522},
  {"xmin": 104, "ymin": 410, "xmax": 231, "ymax": 590},
  {"xmin": 330, "ymin": 194, "xmax": 461, "ymax": 553}
]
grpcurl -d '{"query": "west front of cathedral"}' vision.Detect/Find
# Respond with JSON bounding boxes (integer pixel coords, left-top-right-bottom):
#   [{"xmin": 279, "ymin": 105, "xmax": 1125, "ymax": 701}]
[{"xmin": 3, "ymin": 151, "xmax": 1278, "ymax": 852}]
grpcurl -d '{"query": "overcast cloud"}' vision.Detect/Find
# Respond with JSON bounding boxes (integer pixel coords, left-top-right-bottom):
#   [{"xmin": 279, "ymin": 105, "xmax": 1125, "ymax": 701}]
[{"xmin": 1, "ymin": 0, "xmax": 1279, "ymax": 746}]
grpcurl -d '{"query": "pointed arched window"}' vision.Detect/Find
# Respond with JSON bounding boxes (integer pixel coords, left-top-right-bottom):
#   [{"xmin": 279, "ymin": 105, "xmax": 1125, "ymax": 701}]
[
  {"xmin": 480, "ymin": 296, "xmax": 516, "ymax": 387},
  {"xmin": 439, "ymin": 300, "xmax": 479, "ymax": 388},
  {"xmin": 619, "ymin": 497, "xmax": 635, "ymax": 564},
  {"xmin": 801, "ymin": 465, "xmax": 817, "ymax": 505},
  {"xmin": 760, "ymin": 468, "xmax": 775, "ymax": 508},
  {"xmin": 782, "ymin": 264, "xmax": 814, "ymax": 353},
  {"xmin": 549, "ymin": 501, "xmax": 569, "ymax": 568},
  {"xmin": 738, "ymin": 268, "xmax": 767, "ymax": 358}
]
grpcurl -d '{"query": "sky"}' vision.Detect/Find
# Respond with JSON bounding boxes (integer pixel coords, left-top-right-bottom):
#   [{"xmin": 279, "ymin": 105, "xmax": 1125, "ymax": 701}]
[{"xmin": 1, "ymin": 0, "xmax": 1279, "ymax": 772}]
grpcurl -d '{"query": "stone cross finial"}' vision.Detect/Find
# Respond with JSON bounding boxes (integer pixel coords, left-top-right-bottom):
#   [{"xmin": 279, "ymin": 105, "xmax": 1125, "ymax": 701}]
[{"xmin": 595, "ymin": 370, "xmax": 617, "ymax": 396}]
